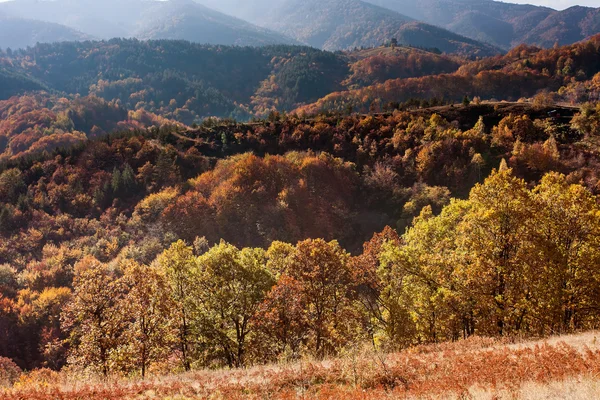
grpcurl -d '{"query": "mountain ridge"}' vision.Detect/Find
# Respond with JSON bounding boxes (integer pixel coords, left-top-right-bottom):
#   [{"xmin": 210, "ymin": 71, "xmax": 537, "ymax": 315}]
[
  {"xmin": 198, "ymin": 0, "xmax": 502, "ymax": 56},
  {"xmin": 0, "ymin": 0, "xmax": 296, "ymax": 48},
  {"xmin": 0, "ymin": 11, "xmax": 92, "ymax": 49},
  {"xmin": 364, "ymin": 0, "xmax": 600, "ymax": 49}
]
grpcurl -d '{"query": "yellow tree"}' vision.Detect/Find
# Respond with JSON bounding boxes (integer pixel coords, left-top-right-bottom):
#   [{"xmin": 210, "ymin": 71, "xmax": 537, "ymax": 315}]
[
  {"xmin": 194, "ymin": 242, "xmax": 275, "ymax": 368},
  {"xmin": 61, "ymin": 256, "xmax": 129, "ymax": 377},
  {"xmin": 352, "ymin": 226, "xmax": 415, "ymax": 349},
  {"xmin": 457, "ymin": 168, "xmax": 533, "ymax": 335},
  {"xmin": 380, "ymin": 200, "xmax": 472, "ymax": 346},
  {"xmin": 571, "ymin": 102, "xmax": 600, "ymax": 136},
  {"xmin": 531, "ymin": 173, "xmax": 600, "ymax": 332},
  {"xmin": 17, "ymin": 287, "xmax": 72, "ymax": 369},
  {"xmin": 285, "ymin": 239, "xmax": 358, "ymax": 357},
  {"xmin": 120, "ymin": 261, "xmax": 175, "ymax": 378},
  {"xmin": 155, "ymin": 240, "xmax": 196, "ymax": 371}
]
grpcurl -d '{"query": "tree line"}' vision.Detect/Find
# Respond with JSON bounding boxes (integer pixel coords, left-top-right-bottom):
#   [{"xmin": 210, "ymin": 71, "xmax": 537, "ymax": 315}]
[{"xmin": 56, "ymin": 167, "xmax": 600, "ymax": 377}]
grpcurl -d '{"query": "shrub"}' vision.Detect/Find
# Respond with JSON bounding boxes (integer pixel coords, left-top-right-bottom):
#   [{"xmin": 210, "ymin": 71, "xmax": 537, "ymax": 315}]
[{"xmin": 0, "ymin": 357, "xmax": 21, "ymax": 387}]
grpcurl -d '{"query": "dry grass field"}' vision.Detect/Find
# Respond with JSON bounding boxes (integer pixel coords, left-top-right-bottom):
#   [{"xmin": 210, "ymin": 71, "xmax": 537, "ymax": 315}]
[{"xmin": 2, "ymin": 332, "xmax": 600, "ymax": 399}]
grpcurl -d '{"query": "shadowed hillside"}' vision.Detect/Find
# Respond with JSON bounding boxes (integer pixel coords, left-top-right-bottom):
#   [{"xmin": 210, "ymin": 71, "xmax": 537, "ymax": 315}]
[{"xmin": 366, "ymin": 0, "xmax": 600, "ymax": 50}]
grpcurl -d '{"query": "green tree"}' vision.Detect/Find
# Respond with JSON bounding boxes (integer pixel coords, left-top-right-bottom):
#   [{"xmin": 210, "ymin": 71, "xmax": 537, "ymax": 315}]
[
  {"xmin": 155, "ymin": 240, "xmax": 196, "ymax": 371},
  {"xmin": 0, "ymin": 205, "xmax": 14, "ymax": 232},
  {"xmin": 121, "ymin": 163, "xmax": 137, "ymax": 195},
  {"xmin": 154, "ymin": 150, "xmax": 180, "ymax": 188},
  {"xmin": 111, "ymin": 167, "xmax": 122, "ymax": 195},
  {"xmin": 194, "ymin": 242, "xmax": 275, "ymax": 367},
  {"xmin": 0, "ymin": 169, "xmax": 26, "ymax": 203}
]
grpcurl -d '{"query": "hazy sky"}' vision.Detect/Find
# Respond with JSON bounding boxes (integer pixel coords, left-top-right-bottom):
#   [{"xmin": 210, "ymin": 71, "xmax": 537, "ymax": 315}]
[
  {"xmin": 0, "ymin": 0, "xmax": 597, "ymax": 9},
  {"xmin": 506, "ymin": 0, "xmax": 599, "ymax": 8}
]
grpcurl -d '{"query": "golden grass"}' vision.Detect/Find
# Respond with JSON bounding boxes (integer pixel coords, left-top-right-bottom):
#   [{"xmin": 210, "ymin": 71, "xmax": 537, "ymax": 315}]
[
  {"xmin": 3, "ymin": 332, "xmax": 600, "ymax": 399},
  {"xmin": 467, "ymin": 375, "xmax": 600, "ymax": 400}
]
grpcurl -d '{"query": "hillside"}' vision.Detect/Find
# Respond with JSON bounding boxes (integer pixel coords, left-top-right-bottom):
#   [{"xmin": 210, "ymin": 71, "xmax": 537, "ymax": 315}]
[
  {"xmin": 0, "ymin": 13, "xmax": 91, "ymax": 49},
  {"xmin": 0, "ymin": 0, "xmax": 143, "ymax": 39},
  {"xmin": 0, "ymin": 0, "xmax": 294, "ymax": 48},
  {"xmin": 297, "ymin": 35, "xmax": 600, "ymax": 115},
  {"xmin": 1, "ymin": 75, "xmax": 600, "ymax": 390},
  {"xmin": 132, "ymin": 0, "xmax": 298, "ymax": 46},
  {"xmin": 0, "ymin": 37, "xmax": 599, "ymax": 160},
  {"xmin": 364, "ymin": 0, "xmax": 600, "ymax": 50},
  {"xmin": 2, "ymin": 0, "xmax": 598, "ymax": 53},
  {"xmin": 0, "ymin": 39, "xmax": 471, "ymax": 127},
  {"xmin": 2, "ymin": 332, "xmax": 600, "ymax": 398},
  {"xmin": 198, "ymin": 0, "xmax": 502, "ymax": 56},
  {"xmin": 2, "ymin": 2, "xmax": 600, "ymax": 396},
  {"xmin": 0, "ymin": 41, "xmax": 351, "ymax": 124},
  {"xmin": 519, "ymin": 6, "xmax": 600, "ymax": 48},
  {"xmin": 0, "ymin": 67, "xmax": 47, "ymax": 99},
  {"xmin": 343, "ymin": 45, "xmax": 463, "ymax": 87},
  {"xmin": 0, "ymin": 93, "xmax": 179, "ymax": 161}
]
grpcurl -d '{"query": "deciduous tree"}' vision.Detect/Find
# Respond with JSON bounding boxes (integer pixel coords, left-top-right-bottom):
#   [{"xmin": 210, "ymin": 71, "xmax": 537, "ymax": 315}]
[
  {"xmin": 62, "ymin": 256, "xmax": 128, "ymax": 377},
  {"xmin": 194, "ymin": 242, "xmax": 274, "ymax": 367}
]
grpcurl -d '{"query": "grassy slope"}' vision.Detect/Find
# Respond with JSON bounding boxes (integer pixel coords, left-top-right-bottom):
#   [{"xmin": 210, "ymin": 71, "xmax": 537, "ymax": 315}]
[{"xmin": 3, "ymin": 331, "xmax": 600, "ymax": 399}]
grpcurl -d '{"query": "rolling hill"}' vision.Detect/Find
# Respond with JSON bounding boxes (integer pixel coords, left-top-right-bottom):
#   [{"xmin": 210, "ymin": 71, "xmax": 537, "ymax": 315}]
[
  {"xmin": 0, "ymin": 66, "xmax": 47, "ymax": 99},
  {"xmin": 296, "ymin": 34, "xmax": 600, "ymax": 115},
  {"xmin": 519, "ymin": 6, "xmax": 600, "ymax": 48},
  {"xmin": 0, "ymin": 13, "xmax": 91, "ymax": 49},
  {"xmin": 132, "ymin": 0, "xmax": 298, "ymax": 46},
  {"xmin": 364, "ymin": 0, "xmax": 600, "ymax": 50},
  {"xmin": 0, "ymin": 40, "xmax": 352, "ymax": 125},
  {"xmin": 198, "ymin": 0, "xmax": 502, "ymax": 56},
  {"xmin": 0, "ymin": 0, "xmax": 143, "ymax": 39},
  {"xmin": 0, "ymin": 0, "xmax": 294, "ymax": 48},
  {"xmin": 0, "ymin": 35, "xmax": 597, "ymax": 160}
]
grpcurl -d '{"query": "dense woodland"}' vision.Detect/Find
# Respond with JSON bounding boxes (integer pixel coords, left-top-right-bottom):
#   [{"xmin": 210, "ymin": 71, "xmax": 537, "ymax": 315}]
[
  {"xmin": 1, "ymin": 95, "xmax": 600, "ymax": 378},
  {"xmin": 2, "ymin": 36, "xmax": 600, "ymax": 163},
  {"xmin": 0, "ymin": 41, "xmax": 351, "ymax": 124},
  {"xmin": 297, "ymin": 35, "xmax": 600, "ymax": 114},
  {"xmin": 1, "ymin": 35, "xmax": 600, "ymax": 385}
]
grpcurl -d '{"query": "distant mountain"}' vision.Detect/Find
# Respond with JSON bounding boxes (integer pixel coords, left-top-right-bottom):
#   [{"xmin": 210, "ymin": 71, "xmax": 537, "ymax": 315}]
[
  {"xmin": 134, "ymin": 0, "xmax": 297, "ymax": 46},
  {"xmin": 198, "ymin": 0, "xmax": 501, "ymax": 56},
  {"xmin": 0, "ymin": 13, "xmax": 90, "ymax": 49},
  {"xmin": 519, "ymin": 6, "xmax": 600, "ymax": 48},
  {"xmin": 0, "ymin": 0, "xmax": 294, "ymax": 48},
  {"xmin": 363, "ymin": 0, "xmax": 600, "ymax": 50},
  {"xmin": 0, "ymin": 0, "xmax": 140, "ymax": 39},
  {"xmin": 195, "ymin": 0, "xmax": 280, "ymax": 24}
]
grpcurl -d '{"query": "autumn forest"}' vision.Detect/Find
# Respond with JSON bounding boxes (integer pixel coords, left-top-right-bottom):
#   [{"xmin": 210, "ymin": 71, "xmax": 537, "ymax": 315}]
[{"xmin": 1, "ymin": 19, "xmax": 600, "ymax": 399}]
